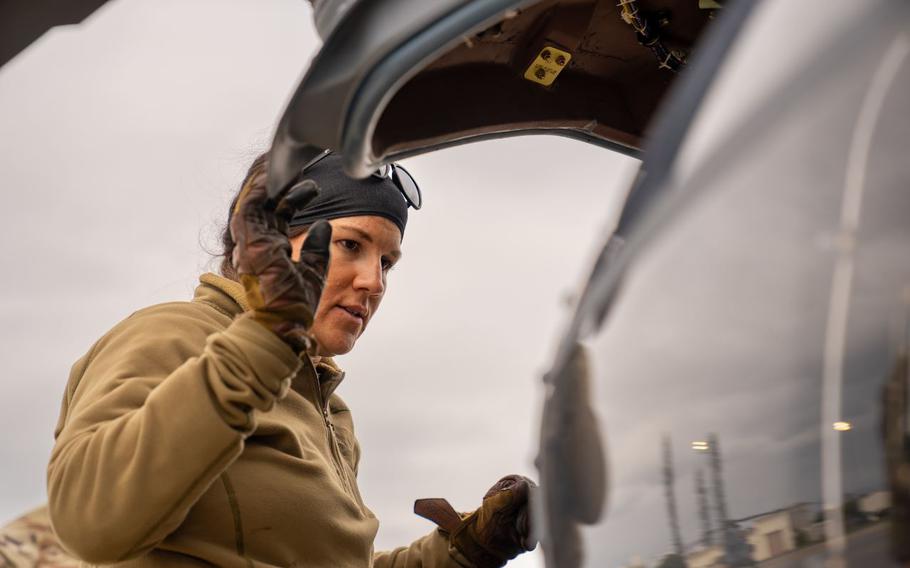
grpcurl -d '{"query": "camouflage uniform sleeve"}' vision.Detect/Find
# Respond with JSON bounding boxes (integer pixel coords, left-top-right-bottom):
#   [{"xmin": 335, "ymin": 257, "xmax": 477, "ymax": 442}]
[{"xmin": 0, "ymin": 506, "xmax": 79, "ymax": 567}]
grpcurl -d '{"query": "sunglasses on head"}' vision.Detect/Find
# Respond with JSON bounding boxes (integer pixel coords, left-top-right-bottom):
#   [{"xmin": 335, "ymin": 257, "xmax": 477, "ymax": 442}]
[{"xmin": 300, "ymin": 150, "xmax": 422, "ymax": 210}]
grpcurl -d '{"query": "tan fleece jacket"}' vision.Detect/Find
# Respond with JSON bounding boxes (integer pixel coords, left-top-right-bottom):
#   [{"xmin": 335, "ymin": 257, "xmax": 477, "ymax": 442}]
[{"xmin": 47, "ymin": 273, "xmax": 470, "ymax": 567}]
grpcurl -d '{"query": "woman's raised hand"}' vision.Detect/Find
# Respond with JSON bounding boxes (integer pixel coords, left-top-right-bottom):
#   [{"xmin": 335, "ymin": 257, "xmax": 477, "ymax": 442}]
[{"xmin": 230, "ymin": 161, "xmax": 331, "ymax": 354}]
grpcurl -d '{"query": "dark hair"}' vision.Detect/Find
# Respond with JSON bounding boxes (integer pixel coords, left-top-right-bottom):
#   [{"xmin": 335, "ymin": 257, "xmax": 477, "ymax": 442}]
[{"xmin": 218, "ymin": 152, "xmax": 310, "ymax": 280}]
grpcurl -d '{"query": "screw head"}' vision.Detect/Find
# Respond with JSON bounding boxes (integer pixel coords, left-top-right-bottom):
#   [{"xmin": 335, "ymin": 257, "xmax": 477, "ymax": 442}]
[
  {"xmin": 534, "ymin": 66, "xmax": 547, "ymax": 80},
  {"xmin": 541, "ymin": 49, "xmax": 552, "ymax": 60},
  {"xmin": 555, "ymin": 55, "xmax": 567, "ymax": 66}
]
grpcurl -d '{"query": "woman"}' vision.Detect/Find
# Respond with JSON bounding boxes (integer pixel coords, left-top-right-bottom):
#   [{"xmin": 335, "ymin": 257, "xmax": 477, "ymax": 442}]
[{"xmin": 46, "ymin": 153, "xmax": 535, "ymax": 567}]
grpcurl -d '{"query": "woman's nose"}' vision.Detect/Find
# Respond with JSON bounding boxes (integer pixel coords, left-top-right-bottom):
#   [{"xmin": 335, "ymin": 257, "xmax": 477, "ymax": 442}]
[{"xmin": 353, "ymin": 259, "xmax": 385, "ymax": 295}]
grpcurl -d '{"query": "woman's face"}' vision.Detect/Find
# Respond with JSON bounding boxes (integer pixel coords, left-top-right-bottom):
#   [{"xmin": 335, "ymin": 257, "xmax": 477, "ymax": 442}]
[{"xmin": 290, "ymin": 215, "xmax": 402, "ymax": 357}]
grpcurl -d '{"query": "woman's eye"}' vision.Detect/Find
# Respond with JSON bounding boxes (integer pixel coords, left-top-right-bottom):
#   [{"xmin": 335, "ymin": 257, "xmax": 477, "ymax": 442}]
[
  {"xmin": 381, "ymin": 258, "xmax": 394, "ymax": 271},
  {"xmin": 337, "ymin": 239, "xmax": 359, "ymax": 252}
]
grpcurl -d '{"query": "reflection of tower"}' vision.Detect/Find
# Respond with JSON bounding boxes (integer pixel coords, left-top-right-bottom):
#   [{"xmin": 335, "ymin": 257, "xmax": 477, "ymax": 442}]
[
  {"xmin": 707, "ymin": 433, "xmax": 730, "ymax": 530},
  {"xmin": 703, "ymin": 433, "xmax": 754, "ymax": 566},
  {"xmin": 694, "ymin": 468, "xmax": 712, "ymax": 546},
  {"xmin": 662, "ymin": 435, "xmax": 684, "ymax": 556}
]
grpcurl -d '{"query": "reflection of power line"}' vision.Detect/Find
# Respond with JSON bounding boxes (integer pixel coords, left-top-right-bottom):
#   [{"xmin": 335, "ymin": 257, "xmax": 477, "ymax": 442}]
[
  {"xmin": 695, "ymin": 468, "xmax": 713, "ymax": 546},
  {"xmin": 662, "ymin": 435, "xmax": 684, "ymax": 556}
]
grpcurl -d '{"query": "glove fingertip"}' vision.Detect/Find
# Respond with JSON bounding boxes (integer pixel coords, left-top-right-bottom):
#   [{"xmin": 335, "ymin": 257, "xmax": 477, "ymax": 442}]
[
  {"xmin": 286, "ymin": 179, "xmax": 320, "ymax": 209},
  {"xmin": 302, "ymin": 220, "xmax": 332, "ymax": 253}
]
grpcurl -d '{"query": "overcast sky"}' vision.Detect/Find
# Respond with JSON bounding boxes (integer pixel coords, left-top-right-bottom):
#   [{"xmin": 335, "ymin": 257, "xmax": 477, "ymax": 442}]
[{"xmin": 0, "ymin": 1, "xmax": 636, "ymax": 566}]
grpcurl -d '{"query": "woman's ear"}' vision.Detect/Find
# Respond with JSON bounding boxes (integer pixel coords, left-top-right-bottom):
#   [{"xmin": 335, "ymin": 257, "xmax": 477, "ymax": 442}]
[
  {"xmin": 287, "ymin": 225, "xmax": 312, "ymax": 261},
  {"xmin": 289, "ymin": 232, "xmax": 308, "ymax": 262}
]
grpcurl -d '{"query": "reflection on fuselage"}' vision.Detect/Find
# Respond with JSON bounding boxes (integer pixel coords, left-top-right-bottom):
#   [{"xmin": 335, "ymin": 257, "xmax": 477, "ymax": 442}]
[{"xmin": 559, "ymin": 17, "xmax": 910, "ymax": 566}]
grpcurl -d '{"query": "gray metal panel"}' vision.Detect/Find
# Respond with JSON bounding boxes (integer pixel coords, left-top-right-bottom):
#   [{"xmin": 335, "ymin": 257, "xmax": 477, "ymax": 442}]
[
  {"xmin": 267, "ymin": 0, "xmax": 470, "ymax": 197},
  {"xmin": 538, "ymin": 1, "xmax": 910, "ymax": 566},
  {"xmin": 338, "ymin": 0, "xmax": 536, "ymax": 176},
  {"xmin": 379, "ymin": 128, "xmax": 641, "ymax": 163},
  {"xmin": 0, "ymin": 0, "xmax": 110, "ymax": 68}
]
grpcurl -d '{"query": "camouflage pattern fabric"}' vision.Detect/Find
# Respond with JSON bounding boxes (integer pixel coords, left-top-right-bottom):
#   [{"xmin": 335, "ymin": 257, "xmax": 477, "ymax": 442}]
[{"xmin": 0, "ymin": 506, "xmax": 78, "ymax": 567}]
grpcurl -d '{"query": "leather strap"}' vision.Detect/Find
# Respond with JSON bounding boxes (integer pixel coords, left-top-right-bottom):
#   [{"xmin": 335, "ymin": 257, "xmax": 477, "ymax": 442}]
[{"xmin": 413, "ymin": 498, "xmax": 462, "ymax": 534}]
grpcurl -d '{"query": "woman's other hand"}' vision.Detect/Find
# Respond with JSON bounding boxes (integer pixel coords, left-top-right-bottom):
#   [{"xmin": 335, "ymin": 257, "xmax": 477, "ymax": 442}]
[
  {"xmin": 415, "ymin": 474, "xmax": 538, "ymax": 567},
  {"xmin": 230, "ymin": 161, "xmax": 331, "ymax": 354}
]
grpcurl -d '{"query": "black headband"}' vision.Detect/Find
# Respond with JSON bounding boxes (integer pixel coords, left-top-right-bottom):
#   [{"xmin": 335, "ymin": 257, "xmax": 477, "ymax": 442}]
[{"xmin": 287, "ymin": 154, "xmax": 408, "ymax": 238}]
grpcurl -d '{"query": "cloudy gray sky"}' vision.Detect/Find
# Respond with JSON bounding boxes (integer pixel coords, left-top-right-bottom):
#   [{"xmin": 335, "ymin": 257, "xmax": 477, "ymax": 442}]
[{"xmin": 0, "ymin": 1, "xmax": 636, "ymax": 565}]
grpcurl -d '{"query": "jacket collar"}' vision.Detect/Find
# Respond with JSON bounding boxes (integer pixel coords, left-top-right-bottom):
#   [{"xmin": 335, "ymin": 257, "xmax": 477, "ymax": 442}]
[
  {"xmin": 195, "ymin": 272, "xmax": 345, "ymax": 401},
  {"xmin": 298, "ymin": 356, "xmax": 346, "ymax": 409}
]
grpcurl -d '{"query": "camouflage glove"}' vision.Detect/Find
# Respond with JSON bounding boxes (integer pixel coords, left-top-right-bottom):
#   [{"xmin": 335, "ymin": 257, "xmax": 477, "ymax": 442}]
[
  {"xmin": 415, "ymin": 475, "xmax": 537, "ymax": 567},
  {"xmin": 230, "ymin": 161, "xmax": 331, "ymax": 354}
]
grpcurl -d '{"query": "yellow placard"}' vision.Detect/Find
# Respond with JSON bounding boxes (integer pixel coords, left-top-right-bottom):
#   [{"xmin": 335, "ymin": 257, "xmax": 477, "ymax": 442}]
[{"xmin": 524, "ymin": 46, "xmax": 572, "ymax": 87}]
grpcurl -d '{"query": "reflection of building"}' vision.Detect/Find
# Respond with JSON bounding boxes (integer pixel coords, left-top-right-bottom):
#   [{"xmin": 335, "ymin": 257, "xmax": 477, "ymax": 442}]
[
  {"xmin": 670, "ymin": 427, "xmax": 892, "ymax": 567},
  {"xmin": 685, "ymin": 545, "xmax": 724, "ymax": 568},
  {"xmin": 736, "ymin": 503, "xmax": 819, "ymax": 562},
  {"xmin": 745, "ymin": 511, "xmax": 795, "ymax": 560},
  {"xmin": 858, "ymin": 491, "xmax": 891, "ymax": 519},
  {"xmin": 619, "ymin": 555, "xmax": 647, "ymax": 568},
  {"xmin": 682, "ymin": 503, "xmax": 818, "ymax": 567}
]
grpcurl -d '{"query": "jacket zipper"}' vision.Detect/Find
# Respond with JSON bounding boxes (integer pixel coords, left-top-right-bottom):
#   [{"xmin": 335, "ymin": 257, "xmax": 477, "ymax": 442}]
[{"xmin": 313, "ymin": 374, "xmax": 363, "ymax": 508}]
